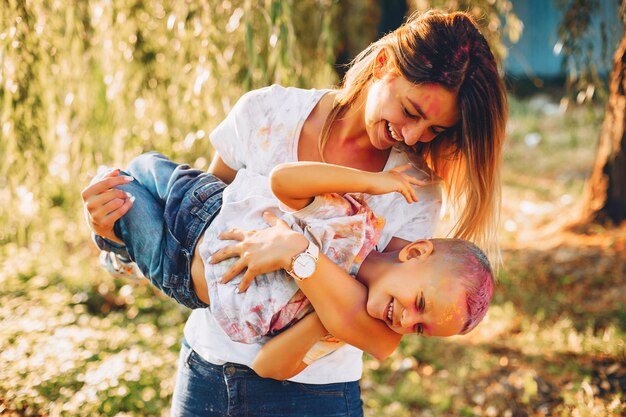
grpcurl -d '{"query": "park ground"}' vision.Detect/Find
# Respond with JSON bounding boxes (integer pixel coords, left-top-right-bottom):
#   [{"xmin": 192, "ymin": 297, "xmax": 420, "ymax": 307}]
[{"xmin": 1, "ymin": 95, "xmax": 624, "ymax": 416}]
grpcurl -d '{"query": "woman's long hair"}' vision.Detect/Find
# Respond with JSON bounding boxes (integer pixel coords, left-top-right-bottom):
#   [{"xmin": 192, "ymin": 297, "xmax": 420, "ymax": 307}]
[{"xmin": 320, "ymin": 10, "xmax": 508, "ymax": 264}]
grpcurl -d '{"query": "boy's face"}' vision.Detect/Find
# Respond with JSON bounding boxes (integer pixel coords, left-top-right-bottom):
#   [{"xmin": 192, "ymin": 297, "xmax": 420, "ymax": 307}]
[{"xmin": 366, "ymin": 254, "xmax": 468, "ymax": 336}]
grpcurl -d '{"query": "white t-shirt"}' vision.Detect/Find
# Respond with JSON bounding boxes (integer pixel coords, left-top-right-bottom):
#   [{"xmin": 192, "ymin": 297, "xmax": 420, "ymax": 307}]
[
  {"xmin": 198, "ymin": 168, "xmax": 385, "ymax": 344},
  {"xmin": 184, "ymin": 85, "xmax": 442, "ymax": 384}
]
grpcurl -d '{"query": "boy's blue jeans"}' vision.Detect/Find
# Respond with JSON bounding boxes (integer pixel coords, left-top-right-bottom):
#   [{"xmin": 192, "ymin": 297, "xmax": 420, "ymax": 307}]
[{"xmin": 93, "ymin": 152, "xmax": 226, "ymax": 309}]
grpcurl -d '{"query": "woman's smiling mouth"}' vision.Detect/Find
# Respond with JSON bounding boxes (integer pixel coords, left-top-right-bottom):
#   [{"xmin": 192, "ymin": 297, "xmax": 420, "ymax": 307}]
[{"xmin": 386, "ymin": 121, "xmax": 403, "ymax": 142}]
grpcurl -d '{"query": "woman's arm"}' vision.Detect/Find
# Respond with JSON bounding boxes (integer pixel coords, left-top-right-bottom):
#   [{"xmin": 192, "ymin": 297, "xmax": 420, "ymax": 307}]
[
  {"xmin": 270, "ymin": 162, "xmax": 425, "ymax": 210},
  {"xmin": 294, "ymin": 250, "xmax": 401, "ymax": 360},
  {"xmin": 251, "ymin": 312, "xmax": 328, "ymax": 380}
]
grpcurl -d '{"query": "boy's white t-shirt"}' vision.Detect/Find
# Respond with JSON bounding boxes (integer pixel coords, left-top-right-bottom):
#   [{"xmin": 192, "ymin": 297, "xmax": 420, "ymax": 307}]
[
  {"xmin": 184, "ymin": 85, "xmax": 442, "ymax": 384},
  {"xmin": 199, "ymin": 168, "xmax": 385, "ymax": 345}
]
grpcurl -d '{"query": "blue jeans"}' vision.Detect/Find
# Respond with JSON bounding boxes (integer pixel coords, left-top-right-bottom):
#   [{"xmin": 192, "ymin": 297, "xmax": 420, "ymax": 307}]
[
  {"xmin": 172, "ymin": 338, "xmax": 364, "ymax": 417},
  {"xmin": 94, "ymin": 152, "xmax": 226, "ymax": 309}
]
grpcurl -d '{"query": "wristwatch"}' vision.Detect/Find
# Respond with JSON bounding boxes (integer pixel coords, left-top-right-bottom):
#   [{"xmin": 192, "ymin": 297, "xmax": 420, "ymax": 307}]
[{"xmin": 286, "ymin": 240, "xmax": 320, "ymax": 281}]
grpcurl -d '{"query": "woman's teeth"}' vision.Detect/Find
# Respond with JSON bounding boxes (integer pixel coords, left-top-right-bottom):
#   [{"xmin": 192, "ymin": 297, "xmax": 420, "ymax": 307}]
[{"xmin": 387, "ymin": 122, "xmax": 402, "ymax": 142}]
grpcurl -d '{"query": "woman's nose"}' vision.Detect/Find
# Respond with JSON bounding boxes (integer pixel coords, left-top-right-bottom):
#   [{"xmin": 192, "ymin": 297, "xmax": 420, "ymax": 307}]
[{"xmin": 402, "ymin": 122, "xmax": 435, "ymax": 145}]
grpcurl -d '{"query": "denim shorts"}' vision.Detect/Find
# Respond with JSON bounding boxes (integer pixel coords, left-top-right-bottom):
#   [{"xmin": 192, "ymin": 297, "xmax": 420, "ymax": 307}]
[
  {"xmin": 94, "ymin": 152, "xmax": 226, "ymax": 309},
  {"xmin": 171, "ymin": 338, "xmax": 364, "ymax": 417}
]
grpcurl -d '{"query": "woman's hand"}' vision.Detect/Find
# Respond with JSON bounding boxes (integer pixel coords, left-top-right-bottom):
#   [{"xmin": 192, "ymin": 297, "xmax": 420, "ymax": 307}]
[
  {"xmin": 365, "ymin": 163, "xmax": 428, "ymax": 203},
  {"xmin": 81, "ymin": 169, "xmax": 134, "ymax": 245},
  {"xmin": 210, "ymin": 211, "xmax": 308, "ymax": 292}
]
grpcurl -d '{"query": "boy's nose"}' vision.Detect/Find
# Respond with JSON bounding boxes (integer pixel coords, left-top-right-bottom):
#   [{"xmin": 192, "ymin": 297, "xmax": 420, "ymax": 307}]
[{"xmin": 400, "ymin": 308, "xmax": 420, "ymax": 329}]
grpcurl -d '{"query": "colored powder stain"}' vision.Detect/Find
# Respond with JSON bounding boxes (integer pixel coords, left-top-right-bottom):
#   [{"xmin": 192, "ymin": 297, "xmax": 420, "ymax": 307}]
[
  {"xmin": 259, "ymin": 127, "xmax": 271, "ymax": 151},
  {"xmin": 250, "ymin": 304, "xmax": 264, "ymax": 315}
]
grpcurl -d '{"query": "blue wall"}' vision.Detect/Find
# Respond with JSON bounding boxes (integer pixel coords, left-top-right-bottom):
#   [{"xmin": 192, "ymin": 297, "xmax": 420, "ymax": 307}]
[{"xmin": 504, "ymin": 0, "xmax": 623, "ymax": 78}]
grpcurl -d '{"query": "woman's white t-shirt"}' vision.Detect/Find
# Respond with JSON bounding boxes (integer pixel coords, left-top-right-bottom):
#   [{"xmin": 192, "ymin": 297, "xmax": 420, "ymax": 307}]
[{"xmin": 184, "ymin": 84, "xmax": 442, "ymax": 384}]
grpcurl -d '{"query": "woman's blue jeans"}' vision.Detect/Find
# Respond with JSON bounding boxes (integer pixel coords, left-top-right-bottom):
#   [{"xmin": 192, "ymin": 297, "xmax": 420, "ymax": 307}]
[
  {"xmin": 172, "ymin": 338, "xmax": 364, "ymax": 417},
  {"xmin": 93, "ymin": 152, "xmax": 226, "ymax": 308}
]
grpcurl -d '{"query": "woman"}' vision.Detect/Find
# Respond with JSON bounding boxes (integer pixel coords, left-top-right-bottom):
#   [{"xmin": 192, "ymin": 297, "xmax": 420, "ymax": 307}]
[{"xmin": 83, "ymin": 10, "xmax": 507, "ymax": 417}]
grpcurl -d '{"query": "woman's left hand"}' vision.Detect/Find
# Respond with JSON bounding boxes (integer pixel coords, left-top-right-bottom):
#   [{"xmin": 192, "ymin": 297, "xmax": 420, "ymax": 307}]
[{"xmin": 210, "ymin": 211, "xmax": 308, "ymax": 292}]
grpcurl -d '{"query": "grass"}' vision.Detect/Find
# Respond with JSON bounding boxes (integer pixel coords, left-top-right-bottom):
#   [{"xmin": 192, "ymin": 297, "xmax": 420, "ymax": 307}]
[
  {"xmin": 2, "ymin": 94, "xmax": 624, "ymax": 416},
  {"xmin": 360, "ymin": 96, "xmax": 625, "ymax": 417}
]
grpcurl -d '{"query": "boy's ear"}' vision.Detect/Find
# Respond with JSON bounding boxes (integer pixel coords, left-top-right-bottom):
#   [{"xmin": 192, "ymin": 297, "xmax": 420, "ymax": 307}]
[{"xmin": 398, "ymin": 240, "xmax": 433, "ymax": 262}]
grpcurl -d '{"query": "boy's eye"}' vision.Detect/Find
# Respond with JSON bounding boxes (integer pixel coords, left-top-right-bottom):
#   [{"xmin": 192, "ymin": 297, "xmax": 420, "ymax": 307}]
[{"xmin": 417, "ymin": 291, "xmax": 425, "ymax": 312}]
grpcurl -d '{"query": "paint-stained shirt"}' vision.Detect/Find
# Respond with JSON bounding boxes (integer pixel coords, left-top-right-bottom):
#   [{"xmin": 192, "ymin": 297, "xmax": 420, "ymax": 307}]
[
  {"xmin": 185, "ymin": 85, "xmax": 442, "ymax": 384},
  {"xmin": 198, "ymin": 168, "xmax": 384, "ymax": 347}
]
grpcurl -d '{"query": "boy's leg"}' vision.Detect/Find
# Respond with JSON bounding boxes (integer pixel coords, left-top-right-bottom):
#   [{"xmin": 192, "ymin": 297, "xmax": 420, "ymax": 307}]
[
  {"xmin": 92, "ymin": 164, "xmax": 170, "ymax": 296},
  {"xmin": 108, "ymin": 152, "xmax": 225, "ymax": 308}
]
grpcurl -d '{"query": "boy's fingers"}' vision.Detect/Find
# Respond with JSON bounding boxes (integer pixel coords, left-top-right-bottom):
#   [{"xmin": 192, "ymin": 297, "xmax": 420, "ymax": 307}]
[{"xmin": 409, "ymin": 177, "xmax": 429, "ymax": 186}]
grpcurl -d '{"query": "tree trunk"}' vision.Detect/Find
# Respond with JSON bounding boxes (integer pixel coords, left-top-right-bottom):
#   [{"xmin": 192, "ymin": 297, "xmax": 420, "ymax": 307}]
[{"xmin": 580, "ymin": 24, "xmax": 626, "ymax": 225}]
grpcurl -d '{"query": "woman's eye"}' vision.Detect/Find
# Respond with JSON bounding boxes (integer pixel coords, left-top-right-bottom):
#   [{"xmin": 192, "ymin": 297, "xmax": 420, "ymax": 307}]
[{"xmin": 403, "ymin": 106, "xmax": 418, "ymax": 119}]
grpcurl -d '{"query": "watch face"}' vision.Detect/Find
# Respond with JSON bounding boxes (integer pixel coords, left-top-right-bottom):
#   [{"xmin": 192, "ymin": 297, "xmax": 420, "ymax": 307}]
[{"xmin": 293, "ymin": 254, "xmax": 316, "ymax": 278}]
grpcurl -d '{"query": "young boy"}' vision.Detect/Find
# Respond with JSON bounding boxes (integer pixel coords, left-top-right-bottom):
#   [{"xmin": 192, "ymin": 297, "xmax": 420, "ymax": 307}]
[{"xmin": 91, "ymin": 152, "xmax": 493, "ymax": 379}]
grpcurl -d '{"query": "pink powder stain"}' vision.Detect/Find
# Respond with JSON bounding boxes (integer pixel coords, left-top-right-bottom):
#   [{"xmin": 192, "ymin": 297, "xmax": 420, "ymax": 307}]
[{"xmin": 250, "ymin": 304, "xmax": 264, "ymax": 315}]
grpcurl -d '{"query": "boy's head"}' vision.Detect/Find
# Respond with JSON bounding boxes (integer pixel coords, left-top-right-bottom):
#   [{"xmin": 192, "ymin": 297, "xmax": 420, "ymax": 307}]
[{"xmin": 365, "ymin": 238, "xmax": 494, "ymax": 337}]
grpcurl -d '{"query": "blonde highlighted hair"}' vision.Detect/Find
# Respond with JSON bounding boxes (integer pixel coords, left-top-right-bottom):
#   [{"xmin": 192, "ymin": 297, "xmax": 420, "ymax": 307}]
[{"xmin": 320, "ymin": 11, "xmax": 508, "ymax": 264}]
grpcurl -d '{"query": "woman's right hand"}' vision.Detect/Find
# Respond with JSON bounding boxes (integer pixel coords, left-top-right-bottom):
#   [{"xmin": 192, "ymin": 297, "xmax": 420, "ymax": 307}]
[
  {"xmin": 210, "ymin": 211, "xmax": 309, "ymax": 292},
  {"xmin": 81, "ymin": 169, "xmax": 134, "ymax": 245}
]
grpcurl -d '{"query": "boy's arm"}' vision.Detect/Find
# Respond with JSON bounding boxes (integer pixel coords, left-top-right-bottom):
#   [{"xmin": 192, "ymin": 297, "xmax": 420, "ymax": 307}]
[
  {"xmin": 295, "ymin": 252, "xmax": 402, "ymax": 360},
  {"xmin": 270, "ymin": 162, "xmax": 424, "ymax": 210},
  {"xmin": 251, "ymin": 312, "xmax": 327, "ymax": 380}
]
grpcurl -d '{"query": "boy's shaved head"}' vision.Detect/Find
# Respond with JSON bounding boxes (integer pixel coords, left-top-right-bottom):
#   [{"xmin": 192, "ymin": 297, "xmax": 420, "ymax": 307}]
[{"xmin": 429, "ymin": 239, "xmax": 494, "ymax": 334}]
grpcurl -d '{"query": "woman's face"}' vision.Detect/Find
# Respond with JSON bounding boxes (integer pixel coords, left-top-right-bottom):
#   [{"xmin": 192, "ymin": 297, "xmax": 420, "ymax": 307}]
[
  {"xmin": 364, "ymin": 74, "xmax": 459, "ymax": 150},
  {"xmin": 366, "ymin": 256, "xmax": 468, "ymax": 337}
]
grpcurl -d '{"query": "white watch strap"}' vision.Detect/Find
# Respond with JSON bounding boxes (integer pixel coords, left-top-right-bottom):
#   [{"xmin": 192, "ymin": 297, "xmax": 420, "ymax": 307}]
[{"xmin": 304, "ymin": 239, "xmax": 319, "ymax": 260}]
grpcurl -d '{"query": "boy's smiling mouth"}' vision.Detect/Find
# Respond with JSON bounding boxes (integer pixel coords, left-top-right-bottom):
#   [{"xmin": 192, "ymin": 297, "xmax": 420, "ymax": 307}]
[{"xmin": 385, "ymin": 300, "xmax": 394, "ymax": 325}]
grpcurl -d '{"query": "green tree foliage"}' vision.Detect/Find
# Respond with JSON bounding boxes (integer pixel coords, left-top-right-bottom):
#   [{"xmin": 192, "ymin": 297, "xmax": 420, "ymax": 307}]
[{"xmin": 0, "ymin": 0, "xmax": 338, "ymax": 246}]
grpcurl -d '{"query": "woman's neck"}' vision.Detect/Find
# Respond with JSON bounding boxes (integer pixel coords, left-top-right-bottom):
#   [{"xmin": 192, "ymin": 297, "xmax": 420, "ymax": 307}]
[{"xmin": 323, "ymin": 92, "xmax": 390, "ymax": 172}]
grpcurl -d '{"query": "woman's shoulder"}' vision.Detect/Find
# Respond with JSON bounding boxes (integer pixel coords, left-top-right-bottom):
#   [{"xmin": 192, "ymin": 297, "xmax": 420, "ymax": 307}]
[{"xmin": 238, "ymin": 84, "xmax": 327, "ymax": 108}]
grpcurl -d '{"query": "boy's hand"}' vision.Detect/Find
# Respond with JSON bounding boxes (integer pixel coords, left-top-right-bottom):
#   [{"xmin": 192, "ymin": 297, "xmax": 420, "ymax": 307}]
[{"xmin": 365, "ymin": 164, "xmax": 429, "ymax": 203}]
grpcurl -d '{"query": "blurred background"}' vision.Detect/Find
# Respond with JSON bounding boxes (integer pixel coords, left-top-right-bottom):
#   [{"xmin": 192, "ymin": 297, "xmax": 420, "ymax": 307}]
[{"xmin": 1, "ymin": 0, "xmax": 624, "ymax": 416}]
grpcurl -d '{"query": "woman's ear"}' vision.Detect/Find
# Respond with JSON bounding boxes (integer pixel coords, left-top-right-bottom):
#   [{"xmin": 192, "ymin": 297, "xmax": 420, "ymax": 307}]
[
  {"xmin": 398, "ymin": 240, "xmax": 434, "ymax": 262},
  {"xmin": 373, "ymin": 48, "xmax": 391, "ymax": 79}
]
